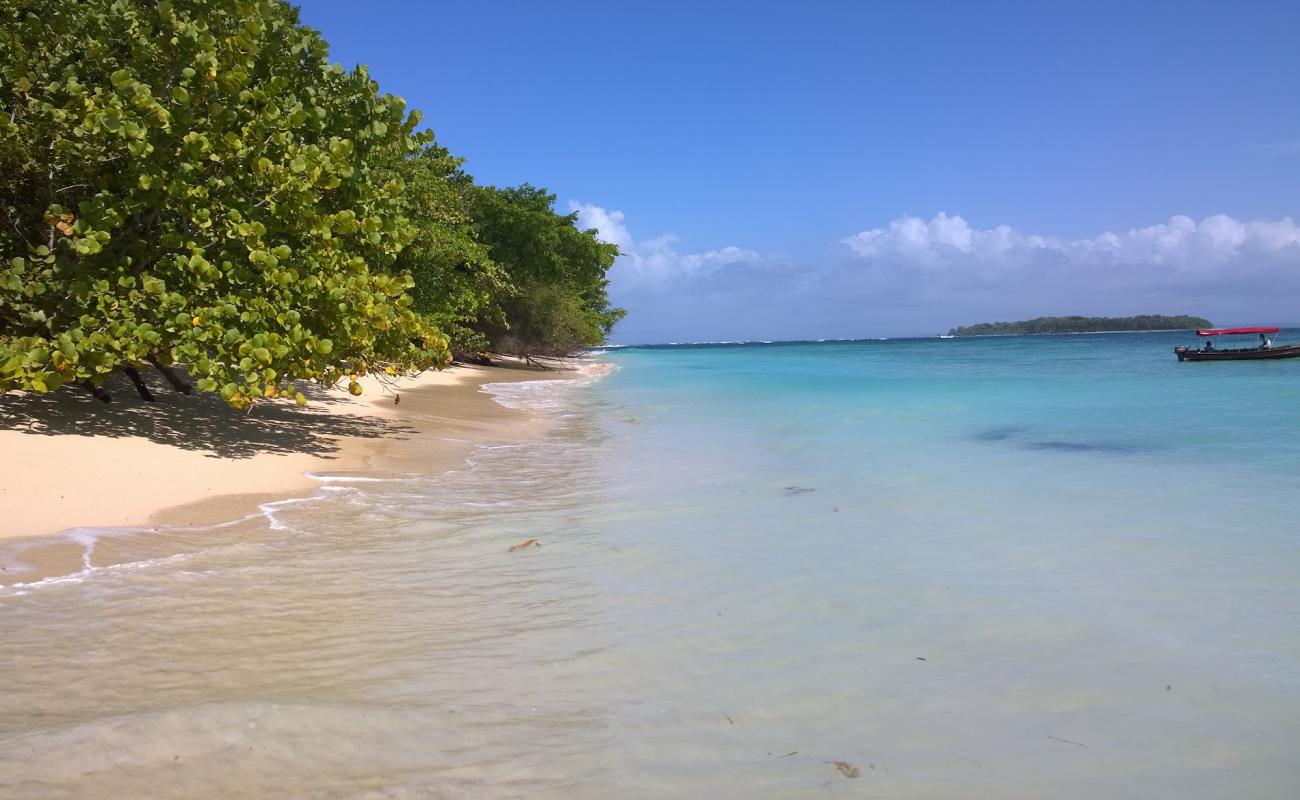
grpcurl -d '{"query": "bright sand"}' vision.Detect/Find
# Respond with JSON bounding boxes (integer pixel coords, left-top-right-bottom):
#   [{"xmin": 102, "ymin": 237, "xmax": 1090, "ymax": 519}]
[{"xmin": 0, "ymin": 363, "xmax": 553, "ymax": 563}]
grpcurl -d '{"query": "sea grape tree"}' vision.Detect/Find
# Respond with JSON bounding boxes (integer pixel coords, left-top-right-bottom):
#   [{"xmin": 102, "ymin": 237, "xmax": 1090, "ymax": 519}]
[{"xmin": 0, "ymin": 0, "xmax": 449, "ymax": 408}]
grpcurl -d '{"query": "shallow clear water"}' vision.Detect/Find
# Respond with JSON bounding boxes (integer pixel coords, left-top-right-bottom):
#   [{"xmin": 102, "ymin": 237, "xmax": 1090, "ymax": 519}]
[{"xmin": 3, "ymin": 333, "xmax": 1300, "ymax": 798}]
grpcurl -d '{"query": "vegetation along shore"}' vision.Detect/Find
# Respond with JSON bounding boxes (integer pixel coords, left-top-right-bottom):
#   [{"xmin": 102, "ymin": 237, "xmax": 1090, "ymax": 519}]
[
  {"xmin": 1, "ymin": 0, "xmax": 620, "ymax": 411},
  {"xmin": 0, "ymin": 0, "xmax": 620, "ymax": 549},
  {"xmin": 946, "ymin": 314, "xmax": 1213, "ymax": 337}
]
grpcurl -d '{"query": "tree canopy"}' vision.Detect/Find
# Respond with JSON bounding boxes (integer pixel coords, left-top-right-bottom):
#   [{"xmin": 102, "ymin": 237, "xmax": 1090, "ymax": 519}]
[
  {"xmin": 1, "ymin": 0, "xmax": 623, "ymax": 408},
  {"xmin": 387, "ymin": 143, "xmax": 505, "ymax": 354},
  {"xmin": 465, "ymin": 184, "xmax": 624, "ymax": 359}
]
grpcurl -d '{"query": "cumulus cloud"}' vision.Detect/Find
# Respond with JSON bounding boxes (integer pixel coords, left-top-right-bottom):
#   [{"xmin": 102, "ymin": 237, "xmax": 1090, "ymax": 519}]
[
  {"xmin": 842, "ymin": 212, "xmax": 1300, "ymax": 273},
  {"xmin": 575, "ymin": 202, "xmax": 1300, "ymax": 342},
  {"xmin": 830, "ymin": 212, "xmax": 1300, "ymax": 335},
  {"xmin": 842, "ymin": 213, "xmax": 1055, "ymax": 269},
  {"xmin": 568, "ymin": 202, "xmax": 634, "ymax": 251},
  {"xmin": 569, "ymin": 201, "xmax": 760, "ymax": 288}
]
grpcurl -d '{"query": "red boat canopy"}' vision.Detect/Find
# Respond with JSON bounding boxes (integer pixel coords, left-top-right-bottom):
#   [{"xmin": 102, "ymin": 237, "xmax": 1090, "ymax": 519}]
[{"xmin": 1196, "ymin": 327, "xmax": 1280, "ymax": 336}]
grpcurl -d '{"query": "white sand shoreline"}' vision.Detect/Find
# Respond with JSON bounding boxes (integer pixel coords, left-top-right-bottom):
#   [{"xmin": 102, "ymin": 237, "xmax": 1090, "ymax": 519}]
[{"xmin": 0, "ymin": 363, "xmax": 562, "ymax": 580}]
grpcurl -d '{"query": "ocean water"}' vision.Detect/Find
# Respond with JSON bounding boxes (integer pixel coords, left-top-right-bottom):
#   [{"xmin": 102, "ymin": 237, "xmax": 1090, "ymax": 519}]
[{"xmin": 3, "ymin": 332, "xmax": 1300, "ymax": 798}]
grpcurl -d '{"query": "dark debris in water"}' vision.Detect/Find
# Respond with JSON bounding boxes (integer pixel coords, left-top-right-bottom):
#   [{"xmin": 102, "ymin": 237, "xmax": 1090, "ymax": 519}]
[
  {"xmin": 827, "ymin": 760, "xmax": 861, "ymax": 778},
  {"xmin": 1046, "ymin": 734, "xmax": 1088, "ymax": 748},
  {"xmin": 507, "ymin": 538, "xmax": 540, "ymax": 552},
  {"xmin": 784, "ymin": 486, "xmax": 815, "ymax": 495}
]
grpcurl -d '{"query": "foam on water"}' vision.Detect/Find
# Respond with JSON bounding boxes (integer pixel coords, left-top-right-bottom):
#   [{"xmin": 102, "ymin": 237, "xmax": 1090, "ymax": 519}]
[
  {"xmin": 0, "ymin": 468, "xmax": 389, "ymax": 589},
  {"xmin": 482, "ymin": 359, "xmax": 616, "ymax": 412}
]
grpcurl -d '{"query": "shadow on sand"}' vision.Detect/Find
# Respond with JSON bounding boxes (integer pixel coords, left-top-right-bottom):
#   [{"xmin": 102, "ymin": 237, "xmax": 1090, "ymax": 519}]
[{"xmin": 0, "ymin": 371, "xmax": 413, "ymax": 460}]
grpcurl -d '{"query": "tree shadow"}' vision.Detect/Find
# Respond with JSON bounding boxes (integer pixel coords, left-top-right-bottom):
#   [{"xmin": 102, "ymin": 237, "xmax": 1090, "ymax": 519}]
[{"xmin": 0, "ymin": 371, "xmax": 413, "ymax": 460}]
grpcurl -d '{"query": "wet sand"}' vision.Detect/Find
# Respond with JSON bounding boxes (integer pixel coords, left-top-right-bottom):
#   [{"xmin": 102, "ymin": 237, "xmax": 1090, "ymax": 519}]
[{"xmin": 0, "ymin": 362, "xmax": 561, "ymax": 582}]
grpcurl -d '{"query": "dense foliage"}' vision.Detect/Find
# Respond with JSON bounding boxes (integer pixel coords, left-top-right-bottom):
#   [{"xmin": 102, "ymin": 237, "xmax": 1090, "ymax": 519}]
[
  {"xmin": 387, "ymin": 143, "xmax": 505, "ymax": 354},
  {"xmin": 465, "ymin": 185, "xmax": 624, "ymax": 359},
  {"xmin": 385, "ymin": 159, "xmax": 624, "ymax": 360},
  {"xmin": 1, "ymin": 0, "xmax": 622, "ymax": 408},
  {"xmin": 947, "ymin": 315, "xmax": 1212, "ymax": 337}
]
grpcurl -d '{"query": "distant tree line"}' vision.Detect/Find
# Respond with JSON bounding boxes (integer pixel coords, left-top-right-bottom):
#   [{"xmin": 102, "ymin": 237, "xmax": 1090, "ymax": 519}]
[
  {"xmin": 1, "ymin": 0, "xmax": 622, "ymax": 408},
  {"xmin": 947, "ymin": 315, "xmax": 1213, "ymax": 337}
]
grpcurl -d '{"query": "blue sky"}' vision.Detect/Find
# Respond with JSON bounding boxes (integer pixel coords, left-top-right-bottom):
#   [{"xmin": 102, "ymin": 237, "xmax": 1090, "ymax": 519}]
[{"xmin": 298, "ymin": 0, "xmax": 1300, "ymax": 341}]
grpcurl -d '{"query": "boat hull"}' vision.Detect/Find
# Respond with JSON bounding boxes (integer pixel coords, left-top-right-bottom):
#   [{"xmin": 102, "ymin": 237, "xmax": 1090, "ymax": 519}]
[{"xmin": 1175, "ymin": 344, "xmax": 1300, "ymax": 362}]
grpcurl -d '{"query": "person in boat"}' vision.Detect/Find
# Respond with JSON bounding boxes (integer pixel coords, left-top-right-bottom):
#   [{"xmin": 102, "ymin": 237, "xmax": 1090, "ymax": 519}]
[
  {"xmin": 1259, "ymin": 333, "xmax": 1272, "ymax": 350},
  {"xmin": 1203, "ymin": 339, "xmax": 1215, "ymax": 352}
]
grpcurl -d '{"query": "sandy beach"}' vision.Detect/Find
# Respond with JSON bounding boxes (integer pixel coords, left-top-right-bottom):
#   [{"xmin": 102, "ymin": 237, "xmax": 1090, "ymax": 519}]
[{"xmin": 0, "ymin": 363, "xmax": 557, "ymax": 580}]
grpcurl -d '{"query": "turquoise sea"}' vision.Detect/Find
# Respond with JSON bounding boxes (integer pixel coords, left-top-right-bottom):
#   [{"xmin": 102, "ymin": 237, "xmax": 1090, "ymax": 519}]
[{"xmin": 3, "ymin": 332, "xmax": 1300, "ymax": 798}]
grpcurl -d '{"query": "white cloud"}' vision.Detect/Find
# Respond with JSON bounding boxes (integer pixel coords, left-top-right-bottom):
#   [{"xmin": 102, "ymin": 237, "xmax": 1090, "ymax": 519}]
[
  {"xmin": 570, "ymin": 201, "xmax": 760, "ymax": 287},
  {"xmin": 842, "ymin": 212, "xmax": 1055, "ymax": 268},
  {"xmin": 842, "ymin": 212, "xmax": 1300, "ymax": 275},
  {"xmin": 569, "ymin": 202, "xmax": 633, "ymax": 251},
  {"xmin": 576, "ymin": 203, "xmax": 1300, "ymax": 342}
]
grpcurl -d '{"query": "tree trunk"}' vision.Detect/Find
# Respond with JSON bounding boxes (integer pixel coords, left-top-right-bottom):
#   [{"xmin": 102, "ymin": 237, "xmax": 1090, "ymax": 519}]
[
  {"xmin": 453, "ymin": 351, "xmax": 493, "ymax": 367},
  {"xmin": 79, "ymin": 381, "xmax": 112, "ymax": 403},
  {"xmin": 122, "ymin": 366, "xmax": 156, "ymax": 401},
  {"xmin": 148, "ymin": 355, "xmax": 192, "ymax": 394}
]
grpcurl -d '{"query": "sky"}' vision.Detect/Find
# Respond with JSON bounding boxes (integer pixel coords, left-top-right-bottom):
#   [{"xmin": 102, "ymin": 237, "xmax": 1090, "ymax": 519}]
[{"xmin": 297, "ymin": 0, "xmax": 1300, "ymax": 342}]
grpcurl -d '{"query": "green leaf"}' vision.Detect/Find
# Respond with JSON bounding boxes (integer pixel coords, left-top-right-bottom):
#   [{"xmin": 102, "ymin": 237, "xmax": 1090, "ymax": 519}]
[{"xmin": 0, "ymin": 0, "xmax": 454, "ymax": 408}]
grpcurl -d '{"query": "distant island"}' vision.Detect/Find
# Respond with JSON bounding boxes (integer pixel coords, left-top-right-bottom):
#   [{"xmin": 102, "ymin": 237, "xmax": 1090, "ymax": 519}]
[{"xmin": 947, "ymin": 314, "xmax": 1213, "ymax": 337}]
